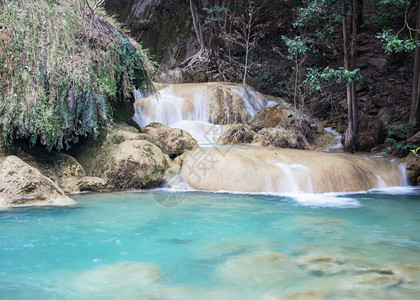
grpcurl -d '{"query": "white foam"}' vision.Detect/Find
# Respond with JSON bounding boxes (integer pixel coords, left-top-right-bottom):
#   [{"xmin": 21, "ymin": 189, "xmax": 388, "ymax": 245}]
[
  {"xmin": 367, "ymin": 186, "xmax": 418, "ymax": 194},
  {"xmin": 284, "ymin": 193, "xmax": 361, "ymax": 208}
]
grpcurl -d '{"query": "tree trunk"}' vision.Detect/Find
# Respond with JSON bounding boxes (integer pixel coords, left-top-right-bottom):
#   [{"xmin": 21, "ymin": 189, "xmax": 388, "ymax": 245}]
[
  {"xmin": 355, "ymin": 0, "xmax": 363, "ymax": 31},
  {"xmin": 185, "ymin": 0, "xmax": 222, "ymax": 69},
  {"xmin": 409, "ymin": 0, "xmax": 420, "ymax": 133},
  {"xmin": 190, "ymin": 0, "xmax": 204, "ymax": 48},
  {"xmin": 343, "ymin": 0, "xmax": 356, "ymax": 153},
  {"xmin": 351, "ymin": 0, "xmax": 358, "ymax": 136},
  {"xmin": 243, "ymin": 2, "xmax": 253, "ymax": 85}
]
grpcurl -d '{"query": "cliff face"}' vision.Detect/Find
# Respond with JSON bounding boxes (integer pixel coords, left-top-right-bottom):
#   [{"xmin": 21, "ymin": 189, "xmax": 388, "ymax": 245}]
[{"xmin": 105, "ymin": 0, "xmax": 198, "ymax": 71}]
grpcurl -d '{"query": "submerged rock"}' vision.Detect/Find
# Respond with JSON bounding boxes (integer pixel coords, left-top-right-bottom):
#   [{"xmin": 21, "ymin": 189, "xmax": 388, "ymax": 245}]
[
  {"xmin": 143, "ymin": 122, "xmax": 198, "ymax": 158},
  {"xmin": 0, "ymin": 156, "xmax": 75, "ymax": 207},
  {"xmin": 216, "ymin": 251, "xmax": 293, "ymax": 287}
]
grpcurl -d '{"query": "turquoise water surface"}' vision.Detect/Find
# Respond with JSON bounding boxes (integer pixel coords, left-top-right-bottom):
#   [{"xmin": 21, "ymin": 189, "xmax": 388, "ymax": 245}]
[{"xmin": 1, "ymin": 189, "xmax": 420, "ymax": 299}]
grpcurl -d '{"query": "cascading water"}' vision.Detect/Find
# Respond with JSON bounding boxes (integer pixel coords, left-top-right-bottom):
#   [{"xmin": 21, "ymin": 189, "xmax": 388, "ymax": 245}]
[
  {"xmin": 180, "ymin": 146, "xmax": 408, "ymax": 194},
  {"xmin": 134, "ymin": 82, "xmax": 409, "ymax": 194},
  {"xmin": 133, "ymin": 82, "xmax": 281, "ymax": 145}
]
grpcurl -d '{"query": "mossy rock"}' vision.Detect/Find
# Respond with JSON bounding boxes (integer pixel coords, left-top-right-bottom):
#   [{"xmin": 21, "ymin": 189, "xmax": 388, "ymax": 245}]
[
  {"xmin": 76, "ymin": 139, "xmax": 170, "ymax": 190},
  {"xmin": 0, "ymin": 156, "xmax": 75, "ymax": 207},
  {"xmin": 108, "ymin": 122, "xmax": 163, "ymax": 148},
  {"xmin": 14, "ymin": 147, "xmax": 86, "ymax": 194},
  {"xmin": 143, "ymin": 123, "xmax": 198, "ymax": 158}
]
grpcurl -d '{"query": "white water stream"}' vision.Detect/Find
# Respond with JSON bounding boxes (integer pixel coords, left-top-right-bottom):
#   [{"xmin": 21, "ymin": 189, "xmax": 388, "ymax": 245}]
[{"xmin": 134, "ymin": 83, "xmax": 280, "ymax": 145}]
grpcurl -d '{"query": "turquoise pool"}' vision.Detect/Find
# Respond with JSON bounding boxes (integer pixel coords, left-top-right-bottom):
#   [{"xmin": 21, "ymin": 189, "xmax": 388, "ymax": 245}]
[{"xmin": 1, "ymin": 189, "xmax": 420, "ymax": 299}]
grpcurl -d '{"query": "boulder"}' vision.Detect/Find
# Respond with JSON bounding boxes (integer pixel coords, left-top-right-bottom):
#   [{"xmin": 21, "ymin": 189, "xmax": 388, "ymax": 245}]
[
  {"xmin": 54, "ymin": 153, "xmax": 86, "ymax": 180},
  {"xmin": 143, "ymin": 123, "xmax": 198, "ymax": 158},
  {"xmin": 407, "ymin": 131, "xmax": 420, "ymax": 145},
  {"xmin": 0, "ymin": 156, "xmax": 75, "ymax": 207},
  {"xmin": 77, "ymin": 177, "xmax": 110, "ymax": 192},
  {"xmin": 76, "ymin": 139, "xmax": 170, "ymax": 190},
  {"xmin": 368, "ymin": 57, "xmax": 387, "ymax": 68},
  {"xmin": 108, "ymin": 122, "xmax": 162, "ymax": 147},
  {"xmin": 217, "ymin": 104, "xmax": 324, "ymax": 150},
  {"xmin": 248, "ymin": 104, "xmax": 293, "ymax": 131},
  {"xmin": 252, "ymin": 128, "xmax": 303, "ymax": 149},
  {"xmin": 377, "ymin": 107, "xmax": 394, "ymax": 128},
  {"xmin": 403, "ymin": 152, "xmax": 420, "ymax": 186},
  {"xmin": 15, "ymin": 149, "xmax": 86, "ymax": 195},
  {"xmin": 52, "ymin": 153, "xmax": 86, "ymax": 194},
  {"xmin": 356, "ymin": 113, "xmax": 386, "ymax": 152}
]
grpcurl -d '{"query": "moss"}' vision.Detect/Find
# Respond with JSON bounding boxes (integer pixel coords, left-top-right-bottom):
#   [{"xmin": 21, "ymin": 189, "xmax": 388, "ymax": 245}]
[
  {"xmin": 113, "ymin": 100, "xmax": 133, "ymax": 122},
  {"xmin": 20, "ymin": 182, "xmax": 37, "ymax": 194},
  {"xmin": 0, "ymin": 0, "xmax": 154, "ymax": 152}
]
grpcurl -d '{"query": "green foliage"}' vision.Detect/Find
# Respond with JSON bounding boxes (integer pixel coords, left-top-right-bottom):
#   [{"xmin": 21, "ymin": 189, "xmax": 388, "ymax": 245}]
[
  {"xmin": 115, "ymin": 31, "xmax": 153, "ymax": 96},
  {"xmin": 386, "ymin": 122, "xmax": 418, "ymax": 154},
  {"xmin": 379, "ymin": 0, "xmax": 410, "ymax": 5},
  {"xmin": 305, "ymin": 67, "xmax": 363, "ymax": 91},
  {"xmin": 281, "ymin": 36, "xmax": 310, "ymax": 59},
  {"xmin": 293, "ymin": 0, "xmax": 340, "ymax": 28},
  {"xmin": 204, "ymin": 6, "xmax": 229, "ymax": 25},
  {"xmin": 411, "ymin": 146, "xmax": 420, "ymax": 157},
  {"xmin": 0, "ymin": 0, "xmax": 153, "ymax": 152},
  {"xmin": 377, "ymin": 29, "xmax": 419, "ymax": 53}
]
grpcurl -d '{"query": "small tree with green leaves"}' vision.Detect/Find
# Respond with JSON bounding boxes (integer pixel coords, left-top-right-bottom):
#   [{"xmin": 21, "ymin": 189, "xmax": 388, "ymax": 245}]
[
  {"xmin": 376, "ymin": 0, "xmax": 420, "ymax": 136},
  {"xmin": 283, "ymin": 0, "xmax": 362, "ymax": 152}
]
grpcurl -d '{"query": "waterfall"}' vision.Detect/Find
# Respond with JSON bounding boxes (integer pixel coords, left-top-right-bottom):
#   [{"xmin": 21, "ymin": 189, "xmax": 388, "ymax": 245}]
[
  {"xmin": 180, "ymin": 146, "xmax": 407, "ymax": 194},
  {"xmin": 134, "ymin": 82, "xmax": 409, "ymax": 194},
  {"xmin": 133, "ymin": 83, "xmax": 282, "ymax": 145}
]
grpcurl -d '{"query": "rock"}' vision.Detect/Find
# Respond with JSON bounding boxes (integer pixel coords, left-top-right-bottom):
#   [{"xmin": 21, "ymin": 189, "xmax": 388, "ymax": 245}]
[
  {"xmin": 368, "ymin": 57, "xmax": 387, "ymax": 68},
  {"xmin": 52, "ymin": 153, "xmax": 86, "ymax": 194},
  {"xmin": 54, "ymin": 153, "xmax": 86, "ymax": 180},
  {"xmin": 253, "ymin": 128, "xmax": 303, "ymax": 149},
  {"xmin": 217, "ymin": 104, "xmax": 325, "ymax": 150},
  {"xmin": 216, "ymin": 124, "xmax": 245, "ymax": 145},
  {"xmin": 156, "ymin": 68, "xmax": 194, "ymax": 84},
  {"xmin": 403, "ymin": 152, "xmax": 420, "ymax": 186},
  {"xmin": 248, "ymin": 104, "xmax": 293, "ymax": 131},
  {"xmin": 13, "ymin": 147, "xmax": 86, "ymax": 195},
  {"xmin": 143, "ymin": 122, "xmax": 198, "ymax": 158},
  {"xmin": 108, "ymin": 122, "xmax": 162, "ymax": 147},
  {"xmin": 216, "ymin": 251, "xmax": 292, "ymax": 286},
  {"xmin": 377, "ymin": 107, "xmax": 394, "ymax": 128},
  {"xmin": 181, "ymin": 146, "xmax": 403, "ymax": 193},
  {"xmin": 77, "ymin": 177, "xmax": 110, "ymax": 193},
  {"xmin": 356, "ymin": 113, "xmax": 386, "ymax": 152},
  {"xmin": 406, "ymin": 131, "xmax": 420, "ymax": 145},
  {"xmin": 61, "ymin": 176, "xmax": 110, "ymax": 194},
  {"xmin": 76, "ymin": 139, "xmax": 170, "ymax": 190},
  {"xmin": 0, "ymin": 156, "xmax": 75, "ymax": 207}
]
